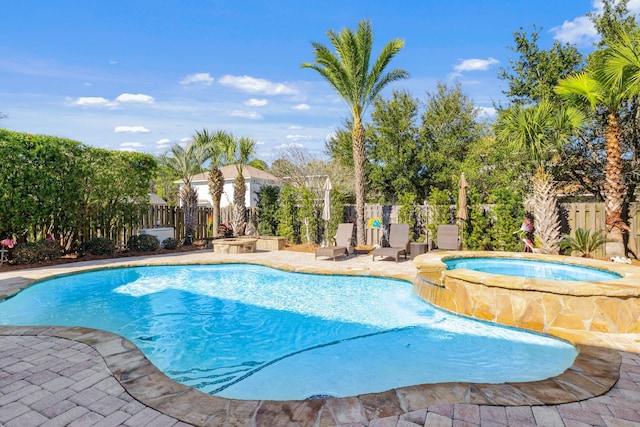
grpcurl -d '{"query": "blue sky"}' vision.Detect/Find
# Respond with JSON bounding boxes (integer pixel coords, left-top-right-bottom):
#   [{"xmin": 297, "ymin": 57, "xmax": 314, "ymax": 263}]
[{"xmin": 0, "ymin": 1, "xmax": 628, "ymax": 163}]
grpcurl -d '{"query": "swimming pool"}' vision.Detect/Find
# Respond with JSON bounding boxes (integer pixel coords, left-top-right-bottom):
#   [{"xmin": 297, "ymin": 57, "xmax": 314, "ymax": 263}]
[
  {"xmin": 0, "ymin": 264, "xmax": 577, "ymax": 400},
  {"xmin": 444, "ymin": 257, "xmax": 621, "ymax": 281}
]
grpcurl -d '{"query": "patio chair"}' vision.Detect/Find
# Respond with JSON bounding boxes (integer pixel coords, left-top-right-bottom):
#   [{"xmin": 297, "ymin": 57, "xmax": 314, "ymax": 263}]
[
  {"xmin": 430, "ymin": 224, "xmax": 462, "ymax": 251},
  {"xmin": 315, "ymin": 223, "xmax": 355, "ymax": 261},
  {"xmin": 372, "ymin": 223, "xmax": 410, "ymax": 262}
]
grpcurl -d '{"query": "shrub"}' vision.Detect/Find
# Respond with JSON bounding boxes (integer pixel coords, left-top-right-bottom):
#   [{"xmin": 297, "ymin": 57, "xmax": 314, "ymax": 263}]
[
  {"xmin": 13, "ymin": 240, "xmax": 63, "ymax": 264},
  {"xmin": 162, "ymin": 237, "xmax": 179, "ymax": 250},
  {"xmin": 82, "ymin": 237, "xmax": 115, "ymax": 256},
  {"xmin": 559, "ymin": 228, "xmax": 611, "ymax": 257},
  {"xmin": 127, "ymin": 234, "xmax": 160, "ymax": 252}
]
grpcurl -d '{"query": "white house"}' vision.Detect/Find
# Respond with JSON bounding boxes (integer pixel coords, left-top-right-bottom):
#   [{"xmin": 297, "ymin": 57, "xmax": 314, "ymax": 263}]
[{"xmin": 178, "ymin": 165, "xmax": 280, "ymax": 208}]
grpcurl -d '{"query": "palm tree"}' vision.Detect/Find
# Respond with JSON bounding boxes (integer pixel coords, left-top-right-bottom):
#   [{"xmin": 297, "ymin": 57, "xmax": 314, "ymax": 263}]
[
  {"xmin": 302, "ymin": 19, "xmax": 408, "ymax": 245},
  {"xmin": 495, "ymin": 99, "xmax": 585, "ymax": 254},
  {"xmin": 164, "ymin": 142, "xmax": 205, "ymax": 244},
  {"xmin": 193, "ymin": 129, "xmax": 233, "ymax": 237},
  {"xmin": 556, "ymin": 46, "xmax": 631, "ymax": 257},
  {"xmin": 222, "ymin": 136, "xmax": 256, "ymax": 235}
]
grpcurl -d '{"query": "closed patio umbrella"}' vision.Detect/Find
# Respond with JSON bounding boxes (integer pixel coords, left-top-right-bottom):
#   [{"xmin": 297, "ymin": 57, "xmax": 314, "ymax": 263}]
[
  {"xmin": 322, "ymin": 177, "xmax": 332, "ymax": 246},
  {"xmin": 457, "ymin": 173, "xmax": 468, "ymax": 246}
]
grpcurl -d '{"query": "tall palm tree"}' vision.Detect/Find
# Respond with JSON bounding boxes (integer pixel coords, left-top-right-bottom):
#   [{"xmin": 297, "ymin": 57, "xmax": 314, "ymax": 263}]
[
  {"xmin": 556, "ymin": 45, "xmax": 631, "ymax": 257},
  {"xmin": 222, "ymin": 136, "xmax": 256, "ymax": 235},
  {"xmin": 302, "ymin": 19, "xmax": 408, "ymax": 245},
  {"xmin": 193, "ymin": 129, "xmax": 233, "ymax": 237},
  {"xmin": 164, "ymin": 142, "xmax": 205, "ymax": 244},
  {"xmin": 496, "ymin": 99, "xmax": 585, "ymax": 254}
]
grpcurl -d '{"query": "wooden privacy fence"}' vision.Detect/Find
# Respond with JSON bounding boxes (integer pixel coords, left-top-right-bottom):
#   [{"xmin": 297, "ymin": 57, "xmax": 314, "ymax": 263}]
[{"xmin": 80, "ymin": 202, "xmax": 640, "ymax": 256}]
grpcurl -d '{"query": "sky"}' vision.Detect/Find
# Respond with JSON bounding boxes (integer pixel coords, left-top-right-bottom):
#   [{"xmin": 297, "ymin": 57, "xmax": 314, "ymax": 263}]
[{"xmin": 1, "ymin": 1, "xmax": 636, "ymax": 163}]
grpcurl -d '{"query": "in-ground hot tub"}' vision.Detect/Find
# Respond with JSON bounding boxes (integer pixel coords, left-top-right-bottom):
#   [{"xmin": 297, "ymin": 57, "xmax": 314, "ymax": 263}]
[{"xmin": 413, "ymin": 251, "xmax": 640, "ymax": 334}]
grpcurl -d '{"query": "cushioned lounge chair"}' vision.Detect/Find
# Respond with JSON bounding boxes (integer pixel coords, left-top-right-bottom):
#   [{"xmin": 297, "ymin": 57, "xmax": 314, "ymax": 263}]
[
  {"xmin": 430, "ymin": 224, "xmax": 461, "ymax": 251},
  {"xmin": 372, "ymin": 223, "xmax": 410, "ymax": 262},
  {"xmin": 315, "ymin": 223, "xmax": 355, "ymax": 261}
]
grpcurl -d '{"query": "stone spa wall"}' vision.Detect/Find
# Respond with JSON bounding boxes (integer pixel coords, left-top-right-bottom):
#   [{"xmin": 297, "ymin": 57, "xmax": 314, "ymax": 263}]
[{"xmin": 413, "ymin": 251, "xmax": 640, "ymax": 335}]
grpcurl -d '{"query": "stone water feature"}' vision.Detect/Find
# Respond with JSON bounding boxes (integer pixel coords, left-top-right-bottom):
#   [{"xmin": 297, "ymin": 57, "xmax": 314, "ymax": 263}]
[{"xmin": 413, "ymin": 251, "xmax": 640, "ymax": 334}]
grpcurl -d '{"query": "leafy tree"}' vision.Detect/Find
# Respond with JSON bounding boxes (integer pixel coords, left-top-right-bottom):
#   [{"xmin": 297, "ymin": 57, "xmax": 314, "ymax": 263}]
[
  {"xmin": 426, "ymin": 188, "xmax": 453, "ymax": 244},
  {"xmin": 325, "ymin": 119, "xmax": 355, "ymax": 167},
  {"xmin": 0, "ymin": 130, "xmax": 85, "ymax": 244},
  {"xmin": 498, "ymin": 26, "xmax": 584, "ymax": 105},
  {"xmin": 495, "ymin": 99, "xmax": 585, "ymax": 254},
  {"xmin": 421, "ymin": 82, "xmax": 487, "ymax": 192},
  {"xmin": 256, "ymin": 185, "xmax": 280, "ymax": 235},
  {"xmin": 299, "ymin": 186, "xmax": 319, "ymax": 244},
  {"xmin": 464, "ymin": 190, "xmax": 494, "ymax": 250},
  {"xmin": 491, "ymin": 188, "xmax": 525, "ymax": 252},
  {"xmin": 248, "ymin": 158, "xmax": 269, "ymax": 171},
  {"xmin": 276, "ymin": 185, "xmax": 300, "ymax": 243},
  {"xmin": 367, "ymin": 90, "xmax": 426, "ymax": 203},
  {"xmin": 302, "ymin": 19, "xmax": 408, "ymax": 245}
]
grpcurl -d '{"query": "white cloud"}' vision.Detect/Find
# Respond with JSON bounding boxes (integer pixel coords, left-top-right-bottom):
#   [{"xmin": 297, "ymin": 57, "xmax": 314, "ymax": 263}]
[
  {"xmin": 228, "ymin": 110, "xmax": 262, "ymax": 119},
  {"xmin": 245, "ymin": 98, "xmax": 268, "ymax": 107},
  {"xmin": 120, "ymin": 142, "xmax": 145, "ymax": 148},
  {"xmin": 476, "ymin": 106, "xmax": 497, "ymax": 118},
  {"xmin": 180, "ymin": 72, "xmax": 214, "ymax": 86},
  {"xmin": 114, "ymin": 126, "xmax": 151, "ymax": 133},
  {"xmin": 156, "ymin": 138, "xmax": 171, "ymax": 145},
  {"xmin": 276, "ymin": 142, "xmax": 304, "ymax": 149},
  {"xmin": 219, "ymin": 75, "xmax": 298, "ymax": 95},
  {"xmin": 454, "ymin": 57, "xmax": 499, "ymax": 73},
  {"xmin": 293, "ymin": 103, "xmax": 310, "ymax": 110},
  {"xmin": 115, "ymin": 93, "xmax": 155, "ymax": 104},
  {"xmin": 289, "ymin": 125, "xmax": 303, "ymax": 130},
  {"xmin": 72, "ymin": 96, "xmax": 116, "ymax": 108},
  {"xmin": 286, "ymin": 134, "xmax": 311, "ymax": 141},
  {"xmin": 550, "ymin": 16, "xmax": 598, "ymax": 46}
]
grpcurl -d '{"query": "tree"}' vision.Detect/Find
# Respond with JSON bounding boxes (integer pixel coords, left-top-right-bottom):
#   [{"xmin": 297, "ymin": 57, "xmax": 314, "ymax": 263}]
[
  {"xmin": 556, "ymin": 45, "xmax": 633, "ymax": 257},
  {"xmin": 222, "ymin": 136, "xmax": 256, "ymax": 234},
  {"xmin": 367, "ymin": 90, "xmax": 426, "ymax": 203},
  {"xmin": 498, "ymin": 26, "xmax": 584, "ymax": 105},
  {"xmin": 302, "ymin": 19, "xmax": 408, "ymax": 245},
  {"xmin": 193, "ymin": 129, "xmax": 233, "ymax": 237},
  {"xmin": 421, "ymin": 82, "xmax": 487, "ymax": 192},
  {"xmin": 495, "ymin": 99, "xmax": 585, "ymax": 254},
  {"xmin": 163, "ymin": 143, "xmax": 205, "ymax": 244}
]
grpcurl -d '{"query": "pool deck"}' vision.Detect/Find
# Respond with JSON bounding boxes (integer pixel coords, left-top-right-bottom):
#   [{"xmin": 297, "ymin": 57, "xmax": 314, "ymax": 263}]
[{"xmin": 1, "ymin": 249, "xmax": 640, "ymax": 426}]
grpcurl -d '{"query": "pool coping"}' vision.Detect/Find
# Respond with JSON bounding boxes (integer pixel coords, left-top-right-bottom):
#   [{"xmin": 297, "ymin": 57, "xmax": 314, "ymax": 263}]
[{"xmin": 0, "ymin": 253, "xmax": 626, "ymax": 426}]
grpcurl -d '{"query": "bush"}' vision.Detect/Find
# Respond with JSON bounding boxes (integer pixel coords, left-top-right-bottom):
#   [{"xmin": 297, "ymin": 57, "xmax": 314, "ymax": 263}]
[
  {"xmin": 127, "ymin": 234, "xmax": 160, "ymax": 252},
  {"xmin": 161, "ymin": 237, "xmax": 179, "ymax": 250},
  {"xmin": 82, "ymin": 237, "xmax": 115, "ymax": 256},
  {"xmin": 13, "ymin": 240, "xmax": 63, "ymax": 264}
]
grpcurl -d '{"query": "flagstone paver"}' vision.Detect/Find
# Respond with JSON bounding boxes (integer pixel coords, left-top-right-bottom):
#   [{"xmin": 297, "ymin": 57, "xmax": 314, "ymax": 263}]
[{"xmin": 0, "ymin": 250, "xmax": 639, "ymax": 426}]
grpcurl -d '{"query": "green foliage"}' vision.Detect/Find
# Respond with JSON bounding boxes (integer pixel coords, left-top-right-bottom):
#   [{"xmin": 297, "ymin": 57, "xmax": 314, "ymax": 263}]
[
  {"xmin": 464, "ymin": 190, "xmax": 494, "ymax": 250},
  {"xmin": 328, "ymin": 189, "xmax": 347, "ymax": 238},
  {"xmin": 276, "ymin": 186, "xmax": 300, "ymax": 244},
  {"xmin": 397, "ymin": 192, "xmax": 425, "ymax": 241},
  {"xmin": 161, "ymin": 237, "xmax": 180, "ymax": 250},
  {"xmin": 127, "ymin": 234, "xmax": 160, "ymax": 252},
  {"xmin": 498, "ymin": 26, "xmax": 584, "ymax": 105},
  {"xmin": 0, "ymin": 130, "xmax": 86, "ymax": 241},
  {"xmin": 421, "ymin": 82, "xmax": 488, "ymax": 191},
  {"xmin": 559, "ymin": 228, "xmax": 611, "ymax": 257},
  {"xmin": 426, "ymin": 188, "xmax": 452, "ymax": 241},
  {"xmin": 256, "ymin": 185, "xmax": 281, "ymax": 235},
  {"xmin": 367, "ymin": 91, "xmax": 427, "ymax": 203},
  {"xmin": 299, "ymin": 186, "xmax": 319, "ymax": 244},
  {"xmin": 12, "ymin": 240, "xmax": 63, "ymax": 264},
  {"xmin": 491, "ymin": 188, "xmax": 525, "ymax": 251},
  {"xmin": 82, "ymin": 237, "xmax": 115, "ymax": 256}
]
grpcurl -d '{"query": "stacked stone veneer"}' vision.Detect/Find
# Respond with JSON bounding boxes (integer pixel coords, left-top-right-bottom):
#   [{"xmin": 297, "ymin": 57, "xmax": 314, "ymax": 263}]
[{"xmin": 413, "ymin": 251, "xmax": 640, "ymax": 334}]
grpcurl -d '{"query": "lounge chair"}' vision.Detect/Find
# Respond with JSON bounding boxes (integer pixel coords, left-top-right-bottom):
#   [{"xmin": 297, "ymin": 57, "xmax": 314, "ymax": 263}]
[
  {"xmin": 372, "ymin": 223, "xmax": 410, "ymax": 262},
  {"xmin": 430, "ymin": 224, "xmax": 462, "ymax": 251},
  {"xmin": 315, "ymin": 223, "xmax": 355, "ymax": 261}
]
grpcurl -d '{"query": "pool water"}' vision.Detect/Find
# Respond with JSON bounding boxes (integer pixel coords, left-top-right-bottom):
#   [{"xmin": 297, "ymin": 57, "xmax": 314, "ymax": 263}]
[
  {"xmin": 0, "ymin": 264, "xmax": 578, "ymax": 400},
  {"xmin": 445, "ymin": 257, "xmax": 621, "ymax": 281}
]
